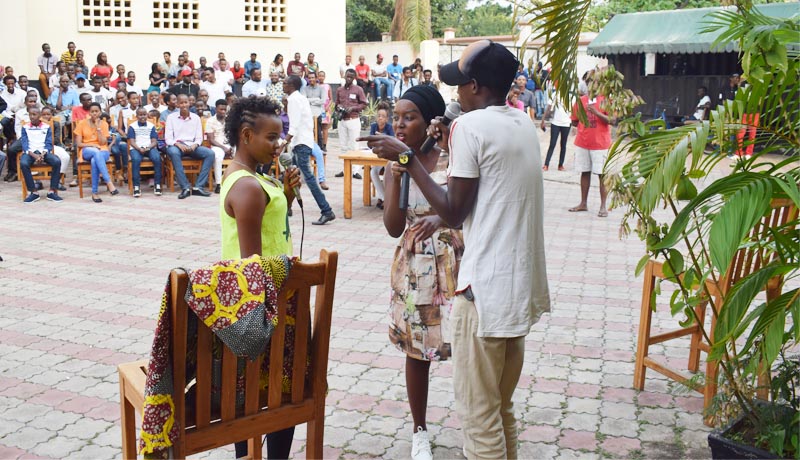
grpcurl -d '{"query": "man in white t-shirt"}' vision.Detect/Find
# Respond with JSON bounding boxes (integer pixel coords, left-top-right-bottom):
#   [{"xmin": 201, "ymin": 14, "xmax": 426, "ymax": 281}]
[
  {"xmin": 201, "ymin": 69, "xmax": 230, "ymax": 107},
  {"xmin": 339, "ymin": 55, "xmax": 355, "ymax": 85},
  {"xmin": 361, "ymin": 40, "xmax": 550, "ymax": 460},
  {"xmin": 203, "ymin": 99, "xmax": 231, "ymax": 193},
  {"xmin": 687, "ymin": 86, "xmax": 711, "ymax": 121},
  {"xmin": 241, "ymin": 68, "xmax": 267, "ymax": 98},
  {"xmin": 371, "ymin": 54, "xmax": 392, "ymax": 100},
  {"xmin": 214, "ymin": 59, "xmax": 235, "ymax": 87}
]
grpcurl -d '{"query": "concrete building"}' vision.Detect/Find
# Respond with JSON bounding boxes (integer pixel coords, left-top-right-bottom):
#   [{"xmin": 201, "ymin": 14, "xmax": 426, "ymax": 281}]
[{"xmin": 2, "ymin": 0, "xmax": 345, "ymax": 84}]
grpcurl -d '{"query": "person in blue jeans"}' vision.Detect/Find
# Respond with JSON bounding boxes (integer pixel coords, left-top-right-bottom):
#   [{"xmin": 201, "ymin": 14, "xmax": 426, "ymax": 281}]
[
  {"xmin": 283, "ymin": 75, "xmax": 335, "ymax": 225},
  {"xmin": 164, "ymin": 94, "xmax": 214, "ymax": 199},
  {"xmin": 74, "ymin": 102, "xmax": 119, "ymax": 203},
  {"xmin": 127, "ymin": 107, "xmax": 163, "ymax": 197},
  {"xmin": 19, "ymin": 107, "xmax": 63, "ymax": 203},
  {"xmin": 371, "ymin": 54, "xmax": 394, "ymax": 101}
]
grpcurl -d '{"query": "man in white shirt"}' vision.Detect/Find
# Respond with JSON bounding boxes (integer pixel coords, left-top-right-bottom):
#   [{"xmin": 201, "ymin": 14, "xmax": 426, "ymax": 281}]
[
  {"xmin": 371, "ymin": 54, "xmax": 392, "ymax": 100},
  {"xmin": 164, "ymin": 94, "xmax": 215, "ymax": 199},
  {"xmin": 201, "ymin": 69, "xmax": 229, "ymax": 107},
  {"xmin": 1, "ymin": 76, "xmax": 25, "ymax": 156},
  {"xmin": 214, "ymin": 59, "xmax": 235, "ymax": 87},
  {"xmin": 143, "ymin": 90, "xmax": 166, "ymax": 114},
  {"xmin": 687, "ymin": 86, "xmax": 711, "ymax": 121},
  {"xmin": 283, "ymin": 75, "xmax": 334, "ymax": 225},
  {"xmin": 362, "ymin": 40, "xmax": 550, "ymax": 460},
  {"xmin": 74, "ymin": 74, "xmax": 91, "ymax": 96},
  {"xmin": 339, "ymin": 55, "xmax": 355, "ymax": 85},
  {"xmin": 125, "ymin": 71, "xmax": 144, "ymax": 97},
  {"xmin": 204, "ymin": 99, "xmax": 231, "ymax": 193},
  {"xmin": 88, "ymin": 76, "xmax": 112, "ymax": 110},
  {"xmin": 4, "ymin": 95, "xmax": 40, "ymax": 182},
  {"xmin": 392, "ymin": 66, "xmax": 418, "ymax": 101},
  {"xmin": 241, "ymin": 69, "xmax": 267, "ymax": 98}
]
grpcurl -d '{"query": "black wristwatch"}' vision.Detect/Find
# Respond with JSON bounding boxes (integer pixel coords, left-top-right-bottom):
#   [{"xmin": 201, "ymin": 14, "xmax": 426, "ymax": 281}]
[{"xmin": 398, "ymin": 149, "xmax": 414, "ymax": 165}]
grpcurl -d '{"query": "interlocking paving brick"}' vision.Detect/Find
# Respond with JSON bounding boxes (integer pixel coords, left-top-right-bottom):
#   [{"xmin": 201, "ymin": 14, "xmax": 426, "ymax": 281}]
[{"xmin": 0, "ymin": 137, "xmax": 723, "ymax": 459}]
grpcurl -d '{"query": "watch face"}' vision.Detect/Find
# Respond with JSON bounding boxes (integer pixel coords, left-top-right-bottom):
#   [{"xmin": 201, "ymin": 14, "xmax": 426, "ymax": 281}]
[{"xmin": 398, "ymin": 154, "xmax": 409, "ymax": 165}]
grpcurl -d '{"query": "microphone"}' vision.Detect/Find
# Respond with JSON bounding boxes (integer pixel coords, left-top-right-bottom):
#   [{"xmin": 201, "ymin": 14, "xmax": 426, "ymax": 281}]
[
  {"xmin": 278, "ymin": 151, "xmax": 303, "ymax": 208},
  {"xmin": 419, "ymin": 102, "xmax": 461, "ymax": 154},
  {"xmin": 399, "ymin": 102, "xmax": 461, "ymax": 210}
]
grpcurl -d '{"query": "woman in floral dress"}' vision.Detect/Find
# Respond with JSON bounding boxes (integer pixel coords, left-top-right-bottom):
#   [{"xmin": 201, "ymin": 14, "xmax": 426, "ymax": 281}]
[{"xmin": 382, "ymin": 85, "xmax": 463, "ymax": 460}]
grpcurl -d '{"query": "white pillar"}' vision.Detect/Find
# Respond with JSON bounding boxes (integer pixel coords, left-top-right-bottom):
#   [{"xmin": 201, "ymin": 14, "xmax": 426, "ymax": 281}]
[
  {"xmin": 443, "ymin": 28, "xmax": 456, "ymax": 42},
  {"xmin": 419, "ymin": 40, "xmax": 440, "ymax": 72}
]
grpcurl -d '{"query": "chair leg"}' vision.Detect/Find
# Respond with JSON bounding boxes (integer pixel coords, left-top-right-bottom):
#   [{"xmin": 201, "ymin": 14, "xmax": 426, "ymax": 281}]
[
  {"xmin": 633, "ymin": 262, "xmax": 656, "ymax": 390},
  {"xmin": 306, "ymin": 409, "xmax": 325, "ymax": 459},
  {"xmin": 119, "ymin": 378, "xmax": 138, "ymax": 460},
  {"xmin": 78, "ymin": 169, "xmax": 85, "ymax": 198},
  {"xmin": 248, "ymin": 437, "xmax": 262, "ymax": 460},
  {"xmin": 687, "ymin": 301, "xmax": 707, "ymax": 373}
]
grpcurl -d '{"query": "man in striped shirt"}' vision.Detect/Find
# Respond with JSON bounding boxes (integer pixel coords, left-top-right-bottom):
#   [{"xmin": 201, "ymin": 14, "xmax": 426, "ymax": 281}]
[
  {"xmin": 127, "ymin": 107, "xmax": 162, "ymax": 197},
  {"xmin": 20, "ymin": 107, "xmax": 63, "ymax": 202}
]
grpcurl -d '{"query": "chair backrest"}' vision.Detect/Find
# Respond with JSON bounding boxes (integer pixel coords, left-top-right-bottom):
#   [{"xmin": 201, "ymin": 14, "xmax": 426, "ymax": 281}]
[
  {"xmin": 721, "ymin": 198, "xmax": 798, "ymax": 291},
  {"xmin": 168, "ymin": 249, "xmax": 338, "ymax": 457}
]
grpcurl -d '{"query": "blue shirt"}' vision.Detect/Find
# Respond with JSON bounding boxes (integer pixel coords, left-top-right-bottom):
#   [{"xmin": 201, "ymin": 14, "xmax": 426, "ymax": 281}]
[
  {"xmin": 386, "ymin": 63, "xmax": 403, "ymax": 81},
  {"xmin": 244, "ymin": 60, "xmax": 261, "ymax": 79},
  {"xmin": 47, "ymin": 88, "xmax": 80, "ymax": 109},
  {"xmin": 370, "ymin": 122, "xmax": 394, "ymax": 136}
]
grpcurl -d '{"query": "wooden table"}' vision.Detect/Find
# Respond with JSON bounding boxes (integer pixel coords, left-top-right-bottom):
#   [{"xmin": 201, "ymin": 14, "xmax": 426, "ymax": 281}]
[{"xmin": 340, "ymin": 150, "xmax": 388, "ymax": 219}]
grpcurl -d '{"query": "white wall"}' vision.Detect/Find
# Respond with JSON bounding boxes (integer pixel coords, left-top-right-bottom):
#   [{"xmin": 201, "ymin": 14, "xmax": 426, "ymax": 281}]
[
  {"xmin": 0, "ymin": 0, "xmax": 345, "ymax": 84},
  {"xmin": 345, "ymin": 41, "xmax": 417, "ymax": 70}
]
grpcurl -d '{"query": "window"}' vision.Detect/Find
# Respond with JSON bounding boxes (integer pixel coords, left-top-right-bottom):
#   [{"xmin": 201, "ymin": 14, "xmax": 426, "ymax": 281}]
[
  {"xmin": 153, "ymin": 1, "xmax": 199, "ymax": 30},
  {"xmin": 244, "ymin": 0, "xmax": 287, "ymax": 34},
  {"xmin": 80, "ymin": 0, "xmax": 132, "ymax": 29}
]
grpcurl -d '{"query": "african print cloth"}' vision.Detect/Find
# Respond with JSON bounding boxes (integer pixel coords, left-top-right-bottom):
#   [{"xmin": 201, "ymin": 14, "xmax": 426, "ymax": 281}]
[
  {"xmin": 389, "ymin": 152, "xmax": 464, "ymax": 361},
  {"xmin": 138, "ymin": 255, "xmax": 293, "ymax": 459}
]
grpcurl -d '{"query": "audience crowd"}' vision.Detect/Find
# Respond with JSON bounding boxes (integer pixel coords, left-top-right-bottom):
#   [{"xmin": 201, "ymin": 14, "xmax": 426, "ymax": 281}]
[{"xmin": 0, "ymin": 41, "xmax": 553, "ymax": 205}]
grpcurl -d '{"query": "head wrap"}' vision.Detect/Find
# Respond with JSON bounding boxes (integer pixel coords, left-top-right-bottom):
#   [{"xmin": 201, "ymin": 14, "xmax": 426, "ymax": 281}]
[{"xmin": 399, "ymin": 85, "xmax": 446, "ymax": 125}]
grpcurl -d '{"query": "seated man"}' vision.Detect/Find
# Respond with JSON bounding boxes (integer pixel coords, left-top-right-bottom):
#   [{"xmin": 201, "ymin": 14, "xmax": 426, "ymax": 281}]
[
  {"xmin": 39, "ymin": 106, "xmax": 70, "ymax": 190},
  {"xmin": 127, "ymin": 107, "xmax": 162, "ymax": 197},
  {"xmin": 5, "ymin": 95, "xmax": 40, "ymax": 182},
  {"xmin": 371, "ymin": 54, "xmax": 393, "ymax": 100},
  {"xmin": 354, "ymin": 55, "xmax": 371, "ymax": 95},
  {"xmin": 685, "ymin": 86, "xmax": 711, "ymax": 121},
  {"xmin": 203, "ymin": 99, "xmax": 231, "ymax": 194},
  {"xmin": 47, "ymin": 74, "xmax": 80, "ymax": 124},
  {"xmin": 165, "ymin": 94, "xmax": 214, "ymax": 199},
  {"xmin": 19, "ymin": 107, "xmax": 63, "ymax": 202}
]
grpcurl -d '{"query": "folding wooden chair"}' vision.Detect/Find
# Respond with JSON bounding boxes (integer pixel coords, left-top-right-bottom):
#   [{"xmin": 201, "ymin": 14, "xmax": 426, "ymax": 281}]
[
  {"xmin": 634, "ymin": 199, "xmax": 798, "ymax": 420},
  {"xmin": 119, "ymin": 250, "xmax": 338, "ymax": 459},
  {"xmin": 17, "ymin": 121, "xmax": 65, "ymax": 200}
]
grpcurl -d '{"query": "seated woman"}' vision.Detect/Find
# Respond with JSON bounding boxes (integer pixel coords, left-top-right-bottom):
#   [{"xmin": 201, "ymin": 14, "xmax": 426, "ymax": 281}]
[
  {"xmin": 220, "ymin": 96, "xmax": 301, "ymax": 459},
  {"xmin": 368, "ymin": 103, "xmax": 394, "ymax": 209},
  {"xmin": 74, "ymin": 102, "xmax": 118, "ymax": 202}
]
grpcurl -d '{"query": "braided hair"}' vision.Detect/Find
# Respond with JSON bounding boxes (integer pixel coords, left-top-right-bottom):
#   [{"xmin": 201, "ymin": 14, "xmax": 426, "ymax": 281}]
[{"xmin": 224, "ymin": 96, "xmax": 282, "ymax": 147}]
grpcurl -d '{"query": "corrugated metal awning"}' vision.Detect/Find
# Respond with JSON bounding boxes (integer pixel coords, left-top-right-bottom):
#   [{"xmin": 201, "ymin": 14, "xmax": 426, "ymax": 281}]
[{"xmin": 587, "ymin": 3, "xmax": 799, "ymax": 56}]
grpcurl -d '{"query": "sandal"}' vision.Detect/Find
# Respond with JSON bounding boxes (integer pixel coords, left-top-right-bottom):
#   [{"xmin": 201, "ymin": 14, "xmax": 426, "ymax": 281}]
[
  {"xmin": 598, "ymin": 209, "xmax": 608, "ymax": 217},
  {"xmin": 568, "ymin": 206, "xmax": 588, "ymax": 212}
]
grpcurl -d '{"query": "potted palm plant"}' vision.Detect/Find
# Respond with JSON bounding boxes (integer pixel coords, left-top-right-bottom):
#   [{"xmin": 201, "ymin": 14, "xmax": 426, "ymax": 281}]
[{"xmin": 524, "ymin": 1, "xmax": 799, "ymax": 458}]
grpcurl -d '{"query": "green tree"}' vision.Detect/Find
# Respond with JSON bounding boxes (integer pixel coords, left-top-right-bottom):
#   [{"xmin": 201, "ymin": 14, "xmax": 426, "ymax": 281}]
[
  {"xmin": 459, "ymin": 2, "xmax": 514, "ymax": 37},
  {"xmin": 346, "ymin": 0, "xmax": 394, "ymax": 42},
  {"xmin": 430, "ymin": 0, "xmax": 469, "ymax": 37},
  {"xmin": 390, "ymin": 0, "xmax": 433, "ymax": 50}
]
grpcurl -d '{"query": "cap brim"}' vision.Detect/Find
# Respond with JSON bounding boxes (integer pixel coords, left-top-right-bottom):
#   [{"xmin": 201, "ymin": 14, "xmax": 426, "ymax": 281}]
[{"xmin": 439, "ymin": 60, "xmax": 471, "ymax": 86}]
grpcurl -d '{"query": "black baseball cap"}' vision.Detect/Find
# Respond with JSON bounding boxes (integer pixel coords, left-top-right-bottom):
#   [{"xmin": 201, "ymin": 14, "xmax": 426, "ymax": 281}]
[{"xmin": 439, "ymin": 40, "xmax": 519, "ymax": 90}]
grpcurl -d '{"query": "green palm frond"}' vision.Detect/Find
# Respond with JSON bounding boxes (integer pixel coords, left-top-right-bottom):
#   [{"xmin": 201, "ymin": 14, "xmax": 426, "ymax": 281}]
[
  {"xmin": 517, "ymin": 0, "xmax": 591, "ymax": 110},
  {"xmin": 402, "ymin": 0, "xmax": 432, "ymax": 51}
]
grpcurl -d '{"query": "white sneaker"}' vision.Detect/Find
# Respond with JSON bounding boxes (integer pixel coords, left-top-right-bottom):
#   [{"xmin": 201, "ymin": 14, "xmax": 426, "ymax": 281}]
[{"xmin": 412, "ymin": 426, "xmax": 433, "ymax": 460}]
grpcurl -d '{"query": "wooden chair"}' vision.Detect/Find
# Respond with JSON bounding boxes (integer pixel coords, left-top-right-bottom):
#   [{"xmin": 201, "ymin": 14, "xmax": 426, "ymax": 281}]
[
  {"xmin": 164, "ymin": 157, "xmax": 213, "ymax": 192},
  {"xmin": 119, "ymin": 250, "xmax": 338, "ymax": 459},
  {"xmin": 76, "ymin": 145, "xmax": 116, "ymax": 199},
  {"xmin": 126, "ymin": 144, "xmax": 165, "ymax": 195},
  {"xmin": 634, "ymin": 199, "xmax": 798, "ymax": 420},
  {"xmin": 16, "ymin": 121, "xmax": 65, "ymax": 200}
]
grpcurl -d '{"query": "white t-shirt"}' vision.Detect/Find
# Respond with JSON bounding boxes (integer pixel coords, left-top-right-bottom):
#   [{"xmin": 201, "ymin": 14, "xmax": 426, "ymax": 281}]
[
  {"xmin": 201, "ymin": 80, "xmax": 230, "ymax": 107},
  {"xmin": 144, "ymin": 103, "xmax": 167, "ymax": 114},
  {"xmin": 447, "ymin": 104, "xmax": 551, "ymax": 337},
  {"xmin": 241, "ymin": 79, "xmax": 267, "ymax": 98},
  {"xmin": 204, "ymin": 116, "xmax": 229, "ymax": 148},
  {"xmin": 215, "ymin": 69, "xmax": 234, "ymax": 85},
  {"xmin": 371, "ymin": 63, "xmax": 387, "ymax": 77},
  {"xmin": 694, "ymin": 95, "xmax": 710, "ymax": 120},
  {"xmin": 550, "ymin": 99, "xmax": 572, "ymax": 127},
  {"xmin": 339, "ymin": 63, "xmax": 355, "ymax": 83}
]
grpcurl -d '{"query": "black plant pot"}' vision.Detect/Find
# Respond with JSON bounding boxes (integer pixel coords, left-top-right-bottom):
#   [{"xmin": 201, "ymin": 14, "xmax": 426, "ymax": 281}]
[{"xmin": 708, "ymin": 416, "xmax": 780, "ymax": 459}]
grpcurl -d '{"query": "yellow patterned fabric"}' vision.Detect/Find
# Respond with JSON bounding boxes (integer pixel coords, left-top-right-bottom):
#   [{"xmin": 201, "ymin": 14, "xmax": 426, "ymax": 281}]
[{"xmin": 139, "ymin": 255, "xmax": 293, "ymax": 459}]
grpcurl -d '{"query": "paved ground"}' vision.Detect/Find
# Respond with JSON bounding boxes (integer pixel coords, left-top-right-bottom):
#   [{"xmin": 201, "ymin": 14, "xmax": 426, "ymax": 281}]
[{"xmin": 0, "ymin": 129, "xmax": 716, "ymax": 459}]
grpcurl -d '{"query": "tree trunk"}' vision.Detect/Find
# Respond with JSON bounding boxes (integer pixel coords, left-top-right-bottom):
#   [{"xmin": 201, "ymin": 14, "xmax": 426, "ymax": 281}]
[{"xmin": 391, "ymin": 0, "xmax": 407, "ymax": 40}]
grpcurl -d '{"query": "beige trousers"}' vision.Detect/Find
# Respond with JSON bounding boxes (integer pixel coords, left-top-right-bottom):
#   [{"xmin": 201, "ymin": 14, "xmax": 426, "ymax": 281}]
[{"xmin": 452, "ymin": 295, "xmax": 525, "ymax": 460}]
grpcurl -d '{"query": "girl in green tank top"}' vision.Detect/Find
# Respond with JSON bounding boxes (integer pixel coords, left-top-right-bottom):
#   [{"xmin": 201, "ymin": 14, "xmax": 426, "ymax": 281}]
[
  {"xmin": 220, "ymin": 97, "xmax": 301, "ymax": 260},
  {"xmin": 220, "ymin": 97, "xmax": 301, "ymax": 459}
]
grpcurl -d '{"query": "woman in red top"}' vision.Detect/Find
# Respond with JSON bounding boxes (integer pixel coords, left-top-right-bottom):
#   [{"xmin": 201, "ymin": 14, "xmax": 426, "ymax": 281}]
[{"xmin": 90, "ymin": 52, "xmax": 113, "ymax": 79}]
